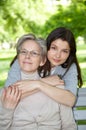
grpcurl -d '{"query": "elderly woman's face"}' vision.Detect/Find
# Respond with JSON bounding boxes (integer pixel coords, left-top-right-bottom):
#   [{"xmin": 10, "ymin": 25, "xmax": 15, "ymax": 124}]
[
  {"xmin": 18, "ymin": 40, "xmax": 43, "ymax": 74},
  {"xmin": 47, "ymin": 38, "xmax": 70, "ymax": 68}
]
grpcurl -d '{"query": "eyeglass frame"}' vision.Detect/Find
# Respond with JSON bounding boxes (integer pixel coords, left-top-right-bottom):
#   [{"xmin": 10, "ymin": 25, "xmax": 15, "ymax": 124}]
[{"xmin": 18, "ymin": 49, "xmax": 41, "ymax": 57}]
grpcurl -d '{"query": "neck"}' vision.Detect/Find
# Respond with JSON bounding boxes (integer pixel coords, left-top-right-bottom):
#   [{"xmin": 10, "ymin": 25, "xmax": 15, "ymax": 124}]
[{"xmin": 21, "ymin": 70, "xmax": 39, "ymax": 80}]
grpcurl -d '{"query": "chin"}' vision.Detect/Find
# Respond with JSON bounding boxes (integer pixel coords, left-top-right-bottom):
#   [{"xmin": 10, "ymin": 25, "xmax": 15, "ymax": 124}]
[{"xmin": 52, "ymin": 63, "xmax": 60, "ymax": 66}]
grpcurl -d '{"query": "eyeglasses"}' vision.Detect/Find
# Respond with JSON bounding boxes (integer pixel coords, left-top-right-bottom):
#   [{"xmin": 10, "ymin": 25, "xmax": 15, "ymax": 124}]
[{"xmin": 19, "ymin": 49, "xmax": 41, "ymax": 57}]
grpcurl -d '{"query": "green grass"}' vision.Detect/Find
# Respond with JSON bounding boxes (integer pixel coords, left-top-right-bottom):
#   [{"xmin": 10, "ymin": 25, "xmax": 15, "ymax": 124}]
[{"xmin": 0, "ymin": 49, "xmax": 16, "ymax": 88}]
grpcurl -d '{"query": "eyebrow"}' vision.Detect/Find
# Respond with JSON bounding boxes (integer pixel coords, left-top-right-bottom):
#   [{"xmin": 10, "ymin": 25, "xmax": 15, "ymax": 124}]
[
  {"xmin": 51, "ymin": 44, "xmax": 70, "ymax": 50},
  {"xmin": 21, "ymin": 48, "xmax": 41, "ymax": 52}
]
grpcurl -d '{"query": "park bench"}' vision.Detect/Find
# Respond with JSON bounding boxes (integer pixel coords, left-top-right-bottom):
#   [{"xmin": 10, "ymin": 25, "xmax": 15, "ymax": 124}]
[{"xmin": 73, "ymin": 88, "xmax": 86, "ymax": 130}]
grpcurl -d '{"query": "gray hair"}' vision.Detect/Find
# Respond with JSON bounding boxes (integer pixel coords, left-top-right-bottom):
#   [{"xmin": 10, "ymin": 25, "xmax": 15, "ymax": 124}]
[
  {"xmin": 16, "ymin": 34, "xmax": 47, "ymax": 60},
  {"xmin": 35, "ymin": 37, "xmax": 47, "ymax": 61},
  {"xmin": 16, "ymin": 33, "xmax": 36, "ymax": 54}
]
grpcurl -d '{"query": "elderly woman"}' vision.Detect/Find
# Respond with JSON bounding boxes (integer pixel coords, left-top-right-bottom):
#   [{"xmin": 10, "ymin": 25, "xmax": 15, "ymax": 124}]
[{"xmin": 0, "ymin": 33, "xmax": 76, "ymax": 130}]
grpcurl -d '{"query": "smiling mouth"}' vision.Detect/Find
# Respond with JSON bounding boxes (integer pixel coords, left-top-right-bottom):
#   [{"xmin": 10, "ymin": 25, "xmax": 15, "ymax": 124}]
[
  {"xmin": 53, "ymin": 59, "xmax": 61, "ymax": 63},
  {"xmin": 23, "ymin": 61, "xmax": 32, "ymax": 64}
]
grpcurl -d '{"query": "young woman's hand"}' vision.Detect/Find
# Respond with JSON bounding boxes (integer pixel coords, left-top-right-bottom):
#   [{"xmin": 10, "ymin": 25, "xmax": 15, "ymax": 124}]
[
  {"xmin": 41, "ymin": 75, "xmax": 64, "ymax": 86},
  {"xmin": 13, "ymin": 80, "xmax": 39, "ymax": 99},
  {"xmin": 1, "ymin": 86, "xmax": 21, "ymax": 109}
]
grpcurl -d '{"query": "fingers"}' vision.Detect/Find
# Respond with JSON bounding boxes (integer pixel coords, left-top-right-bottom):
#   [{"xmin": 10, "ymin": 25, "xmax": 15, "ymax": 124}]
[
  {"xmin": 13, "ymin": 81, "xmax": 22, "ymax": 86},
  {"xmin": 60, "ymin": 79, "xmax": 64, "ymax": 83},
  {"xmin": 14, "ymin": 86, "xmax": 22, "ymax": 102},
  {"xmin": 1, "ymin": 85, "xmax": 21, "ymax": 109},
  {"xmin": 5, "ymin": 86, "xmax": 18, "ymax": 99},
  {"xmin": 10, "ymin": 86, "xmax": 21, "ymax": 100},
  {"xmin": 59, "ymin": 79, "xmax": 64, "ymax": 85},
  {"xmin": 1, "ymin": 87, "xmax": 11, "ymax": 102},
  {"xmin": 13, "ymin": 82, "xmax": 23, "ymax": 92},
  {"xmin": 1, "ymin": 88, "xmax": 6, "ymax": 101}
]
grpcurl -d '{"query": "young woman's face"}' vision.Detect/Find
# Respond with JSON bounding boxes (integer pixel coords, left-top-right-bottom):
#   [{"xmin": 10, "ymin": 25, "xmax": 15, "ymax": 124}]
[
  {"xmin": 47, "ymin": 38, "xmax": 70, "ymax": 68},
  {"xmin": 18, "ymin": 40, "xmax": 43, "ymax": 74}
]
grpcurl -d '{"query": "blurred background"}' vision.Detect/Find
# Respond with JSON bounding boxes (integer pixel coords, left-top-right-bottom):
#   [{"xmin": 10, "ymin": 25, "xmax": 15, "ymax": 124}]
[{"xmin": 0, "ymin": 0, "xmax": 86, "ymax": 88}]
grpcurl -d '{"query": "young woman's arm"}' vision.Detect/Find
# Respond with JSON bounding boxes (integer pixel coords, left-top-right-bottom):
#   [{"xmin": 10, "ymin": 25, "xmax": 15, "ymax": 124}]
[
  {"xmin": 5, "ymin": 60, "xmax": 77, "ymax": 107},
  {"xmin": 14, "ymin": 63, "xmax": 77, "ymax": 107},
  {"xmin": 14, "ymin": 77, "xmax": 76, "ymax": 107},
  {"xmin": 38, "ymin": 63, "xmax": 77, "ymax": 107},
  {"xmin": 38, "ymin": 64, "xmax": 77, "ymax": 107}
]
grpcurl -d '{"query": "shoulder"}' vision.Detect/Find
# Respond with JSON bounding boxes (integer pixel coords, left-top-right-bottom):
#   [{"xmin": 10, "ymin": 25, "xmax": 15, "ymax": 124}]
[
  {"xmin": 8, "ymin": 59, "xmax": 21, "ymax": 76},
  {"xmin": 4, "ymin": 59, "xmax": 21, "ymax": 87},
  {"xmin": 54, "ymin": 63, "xmax": 77, "ymax": 75},
  {"xmin": 66, "ymin": 63, "xmax": 78, "ymax": 76},
  {"xmin": 11, "ymin": 59, "xmax": 20, "ymax": 70},
  {"xmin": 69, "ymin": 63, "xmax": 77, "ymax": 70}
]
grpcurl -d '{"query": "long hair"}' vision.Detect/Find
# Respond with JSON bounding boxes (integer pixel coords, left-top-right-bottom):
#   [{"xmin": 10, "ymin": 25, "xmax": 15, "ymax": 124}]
[{"xmin": 46, "ymin": 27, "xmax": 83, "ymax": 87}]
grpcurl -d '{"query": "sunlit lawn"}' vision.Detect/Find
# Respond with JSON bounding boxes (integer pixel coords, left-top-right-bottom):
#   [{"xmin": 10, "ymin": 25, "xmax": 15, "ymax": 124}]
[
  {"xmin": 0, "ymin": 49, "xmax": 16, "ymax": 87},
  {"xmin": 0, "ymin": 43, "xmax": 86, "ymax": 88}
]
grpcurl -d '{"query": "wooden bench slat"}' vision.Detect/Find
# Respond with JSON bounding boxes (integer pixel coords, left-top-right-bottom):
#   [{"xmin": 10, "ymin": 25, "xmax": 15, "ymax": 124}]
[
  {"xmin": 75, "ymin": 96, "xmax": 86, "ymax": 107},
  {"xmin": 77, "ymin": 88, "xmax": 86, "ymax": 96},
  {"xmin": 73, "ymin": 88, "xmax": 86, "ymax": 130},
  {"xmin": 74, "ymin": 110, "xmax": 86, "ymax": 120},
  {"xmin": 78, "ymin": 125, "xmax": 86, "ymax": 130}
]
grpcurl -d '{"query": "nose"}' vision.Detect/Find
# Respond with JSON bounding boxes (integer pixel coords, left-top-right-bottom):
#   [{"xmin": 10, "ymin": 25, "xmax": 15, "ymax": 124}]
[
  {"xmin": 25, "ymin": 51, "xmax": 31, "ymax": 58},
  {"xmin": 55, "ymin": 51, "xmax": 61, "ymax": 58}
]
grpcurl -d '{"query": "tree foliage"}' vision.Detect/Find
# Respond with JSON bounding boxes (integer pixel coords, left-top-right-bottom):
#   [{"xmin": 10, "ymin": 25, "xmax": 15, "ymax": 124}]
[
  {"xmin": 43, "ymin": 0, "xmax": 86, "ymax": 40},
  {"xmin": 0, "ymin": 0, "xmax": 86, "ymax": 46}
]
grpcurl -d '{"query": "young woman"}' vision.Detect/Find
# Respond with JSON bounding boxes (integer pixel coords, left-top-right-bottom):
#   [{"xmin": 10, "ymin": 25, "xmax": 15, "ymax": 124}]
[{"xmin": 0, "ymin": 33, "xmax": 77, "ymax": 130}]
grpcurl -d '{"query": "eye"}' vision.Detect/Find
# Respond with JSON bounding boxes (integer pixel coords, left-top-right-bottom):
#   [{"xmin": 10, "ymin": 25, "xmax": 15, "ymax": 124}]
[
  {"xmin": 32, "ymin": 51, "xmax": 37, "ymax": 55},
  {"xmin": 20, "ymin": 50, "xmax": 27, "ymax": 54},
  {"xmin": 50, "ymin": 45, "xmax": 56, "ymax": 50},
  {"xmin": 63, "ymin": 50, "xmax": 70, "ymax": 53},
  {"xmin": 31, "ymin": 51, "xmax": 40, "ymax": 56}
]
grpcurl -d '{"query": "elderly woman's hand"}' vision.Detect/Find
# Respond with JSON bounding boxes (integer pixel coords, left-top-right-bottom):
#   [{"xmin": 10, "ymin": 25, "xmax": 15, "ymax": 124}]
[{"xmin": 1, "ymin": 86, "xmax": 21, "ymax": 109}]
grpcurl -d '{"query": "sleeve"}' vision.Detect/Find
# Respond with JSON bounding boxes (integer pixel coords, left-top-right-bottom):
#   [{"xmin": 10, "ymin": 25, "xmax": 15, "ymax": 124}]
[
  {"xmin": 0, "ymin": 90, "xmax": 14, "ymax": 130},
  {"xmin": 63, "ymin": 63, "xmax": 78, "ymax": 96},
  {"xmin": 59, "ymin": 104, "xmax": 77, "ymax": 130},
  {"xmin": 0, "ymin": 106, "xmax": 14, "ymax": 130},
  {"xmin": 4, "ymin": 59, "xmax": 21, "ymax": 87}
]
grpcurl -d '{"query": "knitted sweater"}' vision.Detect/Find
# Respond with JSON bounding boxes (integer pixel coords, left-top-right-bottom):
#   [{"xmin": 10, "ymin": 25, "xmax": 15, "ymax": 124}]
[{"xmin": 0, "ymin": 70, "xmax": 77, "ymax": 130}]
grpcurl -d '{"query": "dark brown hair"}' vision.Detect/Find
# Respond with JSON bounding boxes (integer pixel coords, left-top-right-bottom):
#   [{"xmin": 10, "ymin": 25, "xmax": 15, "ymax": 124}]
[{"xmin": 45, "ymin": 27, "xmax": 83, "ymax": 87}]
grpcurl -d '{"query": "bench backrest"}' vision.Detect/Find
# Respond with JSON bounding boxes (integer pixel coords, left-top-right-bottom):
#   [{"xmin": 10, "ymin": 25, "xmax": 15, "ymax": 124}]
[{"xmin": 73, "ymin": 88, "xmax": 86, "ymax": 130}]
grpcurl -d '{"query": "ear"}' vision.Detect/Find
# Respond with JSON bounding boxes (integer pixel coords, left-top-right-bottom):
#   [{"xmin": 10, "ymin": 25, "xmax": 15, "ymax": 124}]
[{"xmin": 40, "ymin": 57, "xmax": 46, "ymax": 66}]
